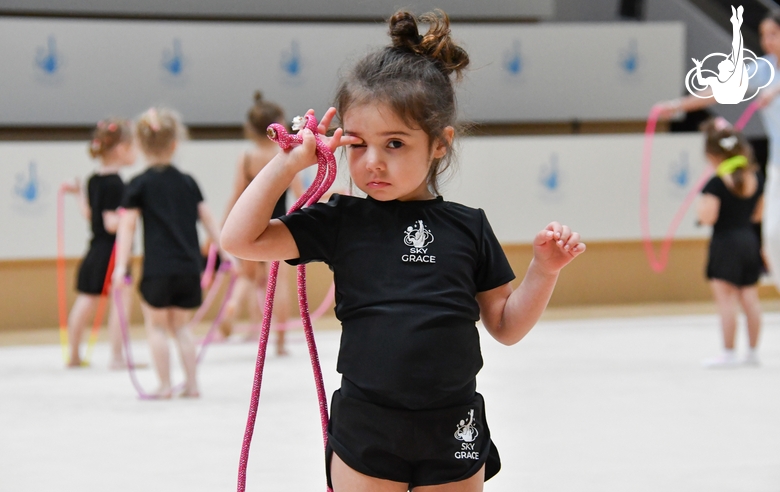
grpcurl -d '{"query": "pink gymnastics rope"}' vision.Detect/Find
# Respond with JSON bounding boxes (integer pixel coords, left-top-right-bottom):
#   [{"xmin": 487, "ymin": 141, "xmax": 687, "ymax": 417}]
[
  {"xmin": 640, "ymin": 101, "xmax": 759, "ymax": 272},
  {"xmin": 237, "ymin": 113, "xmax": 337, "ymax": 492}
]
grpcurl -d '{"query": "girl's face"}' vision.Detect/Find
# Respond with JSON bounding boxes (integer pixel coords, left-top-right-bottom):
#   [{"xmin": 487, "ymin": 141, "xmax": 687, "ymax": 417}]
[
  {"xmin": 760, "ymin": 19, "xmax": 780, "ymax": 58},
  {"xmin": 343, "ymin": 103, "xmax": 450, "ymax": 202}
]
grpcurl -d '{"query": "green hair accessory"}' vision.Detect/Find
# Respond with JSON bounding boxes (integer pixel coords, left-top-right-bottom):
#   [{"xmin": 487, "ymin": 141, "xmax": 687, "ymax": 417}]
[{"xmin": 716, "ymin": 155, "xmax": 748, "ymax": 177}]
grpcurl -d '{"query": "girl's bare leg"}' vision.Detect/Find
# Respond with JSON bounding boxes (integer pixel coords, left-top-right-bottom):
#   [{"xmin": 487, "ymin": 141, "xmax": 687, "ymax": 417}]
[
  {"xmin": 141, "ymin": 302, "xmax": 173, "ymax": 397},
  {"xmin": 170, "ymin": 307, "xmax": 199, "ymax": 397},
  {"xmin": 737, "ymin": 285, "xmax": 761, "ymax": 349},
  {"xmin": 330, "ymin": 453, "xmax": 408, "ymax": 492},
  {"xmin": 710, "ymin": 279, "xmax": 740, "ymax": 349},
  {"xmin": 220, "ymin": 274, "xmax": 251, "ymax": 338},
  {"xmin": 106, "ymin": 288, "xmax": 130, "ymax": 369},
  {"xmin": 67, "ymin": 294, "xmax": 99, "ymax": 367}
]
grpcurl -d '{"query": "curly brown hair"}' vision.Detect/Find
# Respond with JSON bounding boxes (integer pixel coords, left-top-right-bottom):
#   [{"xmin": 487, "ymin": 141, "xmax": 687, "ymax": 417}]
[{"xmin": 335, "ymin": 9, "xmax": 469, "ymax": 195}]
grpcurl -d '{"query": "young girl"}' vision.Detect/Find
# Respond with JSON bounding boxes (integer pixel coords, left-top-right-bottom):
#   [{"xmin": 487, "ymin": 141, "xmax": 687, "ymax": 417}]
[
  {"xmin": 698, "ymin": 118, "xmax": 764, "ymax": 368},
  {"xmin": 62, "ymin": 118, "xmax": 135, "ymax": 368},
  {"xmin": 113, "ymin": 108, "xmax": 223, "ymax": 398},
  {"xmin": 222, "ymin": 10, "xmax": 585, "ymax": 490},
  {"xmin": 219, "ymin": 92, "xmax": 303, "ymax": 354}
]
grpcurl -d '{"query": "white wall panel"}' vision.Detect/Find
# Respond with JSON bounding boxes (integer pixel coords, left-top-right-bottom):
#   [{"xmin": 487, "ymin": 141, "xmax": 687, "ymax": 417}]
[
  {"xmin": 1, "ymin": 133, "xmax": 709, "ymax": 260},
  {"xmin": 0, "ymin": 17, "xmax": 684, "ymax": 125}
]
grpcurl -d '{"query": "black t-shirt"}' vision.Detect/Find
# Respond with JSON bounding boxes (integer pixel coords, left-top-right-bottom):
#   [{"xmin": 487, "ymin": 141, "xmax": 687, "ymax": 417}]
[
  {"xmin": 279, "ymin": 194, "xmax": 515, "ymax": 410},
  {"xmin": 702, "ymin": 171, "xmax": 764, "ymax": 233},
  {"xmin": 122, "ymin": 164, "xmax": 204, "ymax": 277},
  {"xmin": 87, "ymin": 173, "xmax": 124, "ymax": 245}
]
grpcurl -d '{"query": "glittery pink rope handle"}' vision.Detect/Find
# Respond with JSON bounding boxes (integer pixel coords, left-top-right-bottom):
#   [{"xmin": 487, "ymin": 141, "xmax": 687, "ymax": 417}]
[{"xmin": 238, "ymin": 113, "xmax": 336, "ymax": 492}]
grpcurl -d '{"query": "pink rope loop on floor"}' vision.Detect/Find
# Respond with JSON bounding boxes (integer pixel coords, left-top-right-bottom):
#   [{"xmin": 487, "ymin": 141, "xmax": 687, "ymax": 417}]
[
  {"xmin": 640, "ymin": 101, "xmax": 758, "ymax": 272},
  {"xmin": 238, "ymin": 113, "xmax": 336, "ymax": 492}
]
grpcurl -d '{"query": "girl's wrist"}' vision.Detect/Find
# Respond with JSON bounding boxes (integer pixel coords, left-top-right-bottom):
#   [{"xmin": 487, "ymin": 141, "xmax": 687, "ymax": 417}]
[{"xmin": 529, "ymin": 257, "xmax": 561, "ymax": 280}]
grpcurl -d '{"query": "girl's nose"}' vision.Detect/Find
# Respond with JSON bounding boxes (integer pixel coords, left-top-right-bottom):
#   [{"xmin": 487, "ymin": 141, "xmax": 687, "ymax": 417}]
[{"xmin": 365, "ymin": 147, "xmax": 384, "ymax": 171}]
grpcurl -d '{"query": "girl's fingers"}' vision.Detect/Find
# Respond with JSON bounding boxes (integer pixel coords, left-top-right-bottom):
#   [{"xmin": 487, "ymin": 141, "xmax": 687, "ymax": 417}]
[
  {"xmin": 318, "ymin": 107, "xmax": 337, "ymax": 134},
  {"xmin": 557, "ymin": 225, "xmax": 572, "ymax": 247},
  {"xmin": 562, "ymin": 232, "xmax": 580, "ymax": 251}
]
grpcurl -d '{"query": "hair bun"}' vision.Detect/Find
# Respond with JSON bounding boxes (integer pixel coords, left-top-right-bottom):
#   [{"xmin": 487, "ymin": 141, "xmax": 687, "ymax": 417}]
[
  {"xmin": 254, "ymin": 91, "xmax": 264, "ymax": 103},
  {"xmin": 389, "ymin": 10, "xmax": 469, "ymax": 79},
  {"xmin": 389, "ymin": 11, "xmax": 423, "ymax": 49}
]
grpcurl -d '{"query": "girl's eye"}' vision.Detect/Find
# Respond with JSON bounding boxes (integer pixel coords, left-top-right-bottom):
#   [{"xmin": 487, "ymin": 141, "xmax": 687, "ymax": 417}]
[{"xmin": 388, "ymin": 140, "xmax": 403, "ymax": 149}]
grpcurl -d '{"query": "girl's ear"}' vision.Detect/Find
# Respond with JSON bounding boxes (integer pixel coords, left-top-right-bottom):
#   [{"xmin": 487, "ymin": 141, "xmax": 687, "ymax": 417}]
[{"xmin": 432, "ymin": 126, "xmax": 454, "ymax": 159}]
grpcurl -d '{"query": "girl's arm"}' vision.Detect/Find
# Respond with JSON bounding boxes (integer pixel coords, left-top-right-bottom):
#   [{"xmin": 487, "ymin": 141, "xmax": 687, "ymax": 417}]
[
  {"xmin": 112, "ymin": 208, "xmax": 138, "ymax": 284},
  {"xmin": 752, "ymin": 195, "xmax": 764, "ymax": 223},
  {"xmin": 657, "ymin": 87, "xmax": 715, "ymax": 120},
  {"xmin": 198, "ymin": 202, "xmax": 227, "ymax": 260},
  {"xmin": 221, "ymin": 156, "xmax": 251, "ymax": 226},
  {"xmin": 221, "ymin": 107, "xmax": 357, "ymax": 261},
  {"xmin": 477, "ymin": 222, "xmax": 585, "ymax": 346},
  {"xmin": 103, "ymin": 210, "xmax": 120, "ymax": 234},
  {"xmin": 697, "ymin": 194, "xmax": 720, "ymax": 226},
  {"xmin": 62, "ymin": 178, "xmax": 91, "ymax": 220}
]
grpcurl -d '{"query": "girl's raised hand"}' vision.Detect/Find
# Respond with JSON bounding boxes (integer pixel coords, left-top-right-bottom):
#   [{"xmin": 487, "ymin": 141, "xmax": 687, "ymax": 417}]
[
  {"xmin": 311, "ymin": 107, "xmax": 362, "ymax": 150},
  {"xmin": 61, "ymin": 178, "xmax": 81, "ymax": 194},
  {"xmin": 533, "ymin": 221, "xmax": 586, "ymax": 274}
]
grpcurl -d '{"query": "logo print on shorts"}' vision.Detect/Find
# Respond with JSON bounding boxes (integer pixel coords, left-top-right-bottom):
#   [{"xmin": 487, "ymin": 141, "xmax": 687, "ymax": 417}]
[
  {"xmin": 402, "ymin": 220, "xmax": 436, "ymax": 264},
  {"xmin": 454, "ymin": 409, "xmax": 478, "ymax": 443}
]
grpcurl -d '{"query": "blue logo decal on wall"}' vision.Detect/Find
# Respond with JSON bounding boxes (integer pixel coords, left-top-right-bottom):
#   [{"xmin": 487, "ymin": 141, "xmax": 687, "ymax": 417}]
[
  {"xmin": 162, "ymin": 39, "xmax": 185, "ymax": 76},
  {"xmin": 160, "ymin": 38, "xmax": 189, "ymax": 86},
  {"xmin": 11, "ymin": 160, "xmax": 50, "ymax": 216},
  {"xmin": 501, "ymin": 40, "xmax": 528, "ymax": 85},
  {"xmin": 504, "ymin": 40, "xmax": 523, "ymax": 76},
  {"xmin": 669, "ymin": 151, "xmax": 690, "ymax": 190},
  {"xmin": 35, "ymin": 36, "xmax": 60, "ymax": 74},
  {"xmin": 538, "ymin": 153, "xmax": 564, "ymax": 202},
  {"xmin": 280, "ymin": 40, "xmax": 305, "ymax": 86},
  {"xmin": 15, "ymin": 161, "xmax": 40, "ymax": 202},
  {"xmin": 620, "ymin": 39, "xmax": 639, "ymax": 74},
  {"xmin": 34, "ymin": 35, "xmax": 65, "ymax": 84},
  {"xmin": 281, "ymin": 41, "xmax": 301, "ymax": 75},
  {"xmin": 539, "ymin": 153, "xmax": 560, "ymax": 191}
]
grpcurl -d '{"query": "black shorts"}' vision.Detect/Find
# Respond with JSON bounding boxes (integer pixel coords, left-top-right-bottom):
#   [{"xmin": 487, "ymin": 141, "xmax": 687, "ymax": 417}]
[
  {"xmin": 139, "ymin": 274, "xmax": 202, "ymax": 309},
  {"xmin": 326, "ymin": 384, "xmax": 500, "ymax": 489},
  {"xmin": 76, "ymin": 241, "xmax": 115, "ymax": 295}
]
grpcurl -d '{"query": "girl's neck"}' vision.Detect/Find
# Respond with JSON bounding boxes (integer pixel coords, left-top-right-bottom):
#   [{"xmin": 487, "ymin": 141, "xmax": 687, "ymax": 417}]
[
  {"xmin": 252, "ymin": 136, "xmax": 277, "ymax": 150},
  {"xmin": 146, "ymin": 154, "xmax": 174, "ymax": 166},
  {"xmin": 97, "ymin": 162, "xmax": 123, "ymax": 175}
]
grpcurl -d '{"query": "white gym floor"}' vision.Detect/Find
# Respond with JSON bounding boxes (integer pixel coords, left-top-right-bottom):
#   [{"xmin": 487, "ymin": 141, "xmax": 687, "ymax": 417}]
[{"xmin": 2, "ymin": 310, "xmax": 779, "ymax": 492}]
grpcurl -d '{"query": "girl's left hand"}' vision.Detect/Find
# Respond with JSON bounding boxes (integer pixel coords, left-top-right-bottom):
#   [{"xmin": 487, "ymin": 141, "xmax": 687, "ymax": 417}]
[
  {"xmin": 61, "ymin": 178, "xmax": 80, "ymax": 194},
  {"xmin": 533, "ymin": 221, "xmax": 586, "ymax": 274}
]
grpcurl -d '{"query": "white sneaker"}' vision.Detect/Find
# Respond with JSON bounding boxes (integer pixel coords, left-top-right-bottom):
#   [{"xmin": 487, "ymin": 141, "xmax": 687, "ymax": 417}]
[
  {"xmin": 701, "ymin": 351, "xmax": 739, "ymax": 368},
  {"xmin": 740, "ymin": 351, "xmax": 761, "ymax": 367}
]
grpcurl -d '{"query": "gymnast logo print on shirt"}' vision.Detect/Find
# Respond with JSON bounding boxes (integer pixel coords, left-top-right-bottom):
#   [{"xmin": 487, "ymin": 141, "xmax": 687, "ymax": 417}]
[
  {"xmin": 454, "ymin": 409, "xmax": 480, "ymax": 460},
  {"xmin": 402, "ymin": 220, "xmax": 436, "ymax": 263}
]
